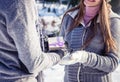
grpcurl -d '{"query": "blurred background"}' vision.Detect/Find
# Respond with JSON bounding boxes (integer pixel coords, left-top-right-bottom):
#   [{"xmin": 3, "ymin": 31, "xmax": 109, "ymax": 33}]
[
  {"xmin": 36, "ymin": 0, "xmax": 120, "ymax": 37},
  {"xmin": 35, "ymin": 0, "xmax": 120, "ymax": 82}
]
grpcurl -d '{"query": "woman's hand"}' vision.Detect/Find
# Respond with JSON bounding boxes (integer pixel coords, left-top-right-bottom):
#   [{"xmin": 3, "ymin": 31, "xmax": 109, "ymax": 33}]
[{"xmin": 59, "ymin": 51, "xmax": 88, "ymax": 65}]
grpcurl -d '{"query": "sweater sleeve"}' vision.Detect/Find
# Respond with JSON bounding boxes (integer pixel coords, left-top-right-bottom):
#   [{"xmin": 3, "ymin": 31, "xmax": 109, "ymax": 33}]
[
  {"xmin": 6, "ymin": 0, "xmax": 61, "ymax": 74},
  {"xmin": 82, "ymin": 17, "xmax": 120, "ymax": 73},
  {"xmin": 59, "ymin": 14, "xmax": 73, "ymax": 37},
  {"xmin": 59, "ymin": 15, "xmax": 67, "ymax": 37}
]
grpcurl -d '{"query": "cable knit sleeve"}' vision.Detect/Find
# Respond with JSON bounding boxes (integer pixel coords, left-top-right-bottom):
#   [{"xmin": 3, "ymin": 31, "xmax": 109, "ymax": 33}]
[
  {"xmin": 6, "ymin": 0, "xmax": 61, "ymax": 74},
  {"xmin": 82, "ymin": 16, "xmax": 120, "ymax": 73}
]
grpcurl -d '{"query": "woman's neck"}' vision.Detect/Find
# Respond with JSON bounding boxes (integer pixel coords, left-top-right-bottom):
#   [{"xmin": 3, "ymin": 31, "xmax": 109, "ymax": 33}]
[{"xmin": 83, "ymin": 5, "xmax": 100, "ymax": 25}]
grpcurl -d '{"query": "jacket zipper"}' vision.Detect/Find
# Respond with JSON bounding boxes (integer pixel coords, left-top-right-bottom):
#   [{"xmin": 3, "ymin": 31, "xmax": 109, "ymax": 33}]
[
  {"xmin": 81, "ymin": 28, "xmax": 87, "ymax": 50},
  {"xmin": 77, "ymin": 28, "xmax": 87, "ymax": 82}
]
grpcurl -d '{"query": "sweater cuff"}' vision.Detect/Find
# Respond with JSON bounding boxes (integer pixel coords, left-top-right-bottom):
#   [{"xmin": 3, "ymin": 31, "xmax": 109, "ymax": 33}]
[{"xmin": 49, "ymin": 50, "xmax": 64, "ymax": 58}]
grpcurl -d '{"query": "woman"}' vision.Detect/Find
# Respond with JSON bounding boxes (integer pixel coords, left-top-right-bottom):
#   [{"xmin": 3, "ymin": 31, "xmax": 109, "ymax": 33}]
[{"xmin": 59, "ymin": 0, "xmax": 120, "ymax": 82}]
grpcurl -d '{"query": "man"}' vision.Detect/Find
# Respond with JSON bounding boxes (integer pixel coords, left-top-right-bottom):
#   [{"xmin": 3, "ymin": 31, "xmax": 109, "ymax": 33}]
[{"xmin": 0, "ymin": 0, "xmax": 63, "ymax": 82}]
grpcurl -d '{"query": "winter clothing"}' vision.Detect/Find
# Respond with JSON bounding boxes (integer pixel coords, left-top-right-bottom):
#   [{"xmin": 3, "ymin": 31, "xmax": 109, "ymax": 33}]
[
  {"xmin": 0, "ymin": 0, "xmax": 62, "ymax": 82},
  {"xmin": 60, "ymin": 9, "xmax": 120, "ymax": 82}
]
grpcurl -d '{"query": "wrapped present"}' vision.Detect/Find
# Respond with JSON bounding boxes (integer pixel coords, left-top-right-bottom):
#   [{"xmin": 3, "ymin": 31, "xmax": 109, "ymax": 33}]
[{"xmin": 48, "ymin": 36, "xmax": 65, "ymax": 50}]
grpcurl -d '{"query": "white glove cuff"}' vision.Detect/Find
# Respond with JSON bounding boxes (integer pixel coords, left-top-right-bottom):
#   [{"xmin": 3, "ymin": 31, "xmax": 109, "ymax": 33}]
[{"xmin": 71, "ymin": 50, "xmax": 88, "ymax": 63}]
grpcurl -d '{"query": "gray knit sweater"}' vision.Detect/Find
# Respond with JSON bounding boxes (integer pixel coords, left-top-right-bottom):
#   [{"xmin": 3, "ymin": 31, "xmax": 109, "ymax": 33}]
[
  {"xmin": 60, "ymin": 10, "xmax": 120, "ymax": 82},
  {"xmin": 0, "ymin": 0, "xmax": 61, "ymax": 80}
]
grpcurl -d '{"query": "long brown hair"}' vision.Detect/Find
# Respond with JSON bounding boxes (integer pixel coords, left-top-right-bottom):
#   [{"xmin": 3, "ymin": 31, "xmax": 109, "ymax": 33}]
[{"xmin": 61, "ymin": 0, "xmax": 116, "ymax": 53}]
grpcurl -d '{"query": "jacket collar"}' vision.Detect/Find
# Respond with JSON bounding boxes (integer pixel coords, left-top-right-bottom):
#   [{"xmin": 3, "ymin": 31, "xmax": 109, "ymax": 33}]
[
  {"xmin": 67, "ymin": 10, "xmax": 100, "ymax": 27},
  {"xmin": 67, "ymin": 9, "xmax": 120, "ymax": 27}
]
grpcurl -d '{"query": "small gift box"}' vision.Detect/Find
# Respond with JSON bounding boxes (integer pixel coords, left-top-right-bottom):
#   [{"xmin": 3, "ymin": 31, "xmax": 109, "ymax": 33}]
[{"xmin": 48, "ymin": 36, "xmax": 65, "ymax": 50}]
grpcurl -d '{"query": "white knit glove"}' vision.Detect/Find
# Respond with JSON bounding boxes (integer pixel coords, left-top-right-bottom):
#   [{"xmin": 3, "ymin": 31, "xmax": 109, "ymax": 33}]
[{"xmin": 59, "ymin": 51, "xmax": 88, "ymax": 65}]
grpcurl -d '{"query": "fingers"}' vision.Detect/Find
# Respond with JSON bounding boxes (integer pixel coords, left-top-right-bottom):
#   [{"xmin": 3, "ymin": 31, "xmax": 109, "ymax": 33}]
[{"xmin": 59, "ymin": 54, "xmax": 77, "ymax": 65}]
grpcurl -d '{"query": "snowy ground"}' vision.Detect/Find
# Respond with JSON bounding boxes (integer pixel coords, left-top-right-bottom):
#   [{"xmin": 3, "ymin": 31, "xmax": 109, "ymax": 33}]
[
  {"xmin": 43, "ymin": 64, "xmax": 120, "ymax": 82},
  {"xmin": 43, "ymin": 64, "xmax": 65, "ymax": 82}
]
